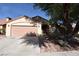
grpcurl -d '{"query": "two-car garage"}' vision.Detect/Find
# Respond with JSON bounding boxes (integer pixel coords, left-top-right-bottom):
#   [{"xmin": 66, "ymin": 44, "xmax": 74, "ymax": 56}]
[
  {"xmin": 11, "ymin": 25, "xmax": 38, "ymax": 38},
  {"xmin": 6, "ymin": 16, "xmax": 42, "ymax": 38}
]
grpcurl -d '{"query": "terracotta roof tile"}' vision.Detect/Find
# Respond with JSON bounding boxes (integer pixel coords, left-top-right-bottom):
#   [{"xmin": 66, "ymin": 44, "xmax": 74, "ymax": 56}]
[
  {"xmin": 0, "ymin": 19, "xmax": 13, "ymax": 25},
  {"xmin": 32, "ymin": 16, "xmax": 48, "ymax": 24}
]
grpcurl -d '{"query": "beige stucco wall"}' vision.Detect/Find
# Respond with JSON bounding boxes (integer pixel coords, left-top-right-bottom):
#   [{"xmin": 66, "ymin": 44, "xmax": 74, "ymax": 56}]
[
  {"xmin": 6, "ymin": 23, "xmax": 11, "ymax": 37},
  {"xmin": 0, "ymin": 26, "xmax": 3, "ymax": 29},
  {"xmin": 36, "ymin": 23, "xmax": 42, "ymax": 35}
]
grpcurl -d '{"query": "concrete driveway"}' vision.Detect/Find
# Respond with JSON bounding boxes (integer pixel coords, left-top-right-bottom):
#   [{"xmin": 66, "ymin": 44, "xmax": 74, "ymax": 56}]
[{"xmin": 0, "ymin": 36, "xmax": 40, "ymax": 56}]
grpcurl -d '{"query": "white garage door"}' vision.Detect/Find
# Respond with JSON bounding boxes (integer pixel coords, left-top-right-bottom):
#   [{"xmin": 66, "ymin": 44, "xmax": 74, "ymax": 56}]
[{"xmin": 11, "ymin": 25, "xmax": 38, "ymax": 38}]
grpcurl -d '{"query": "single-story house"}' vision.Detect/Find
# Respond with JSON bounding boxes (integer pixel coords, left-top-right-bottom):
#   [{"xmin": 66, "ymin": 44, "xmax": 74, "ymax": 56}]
[
  {"xmin": 0, "ymin": 17, "xmax": 12, "ymax": 34},
  {"xmin": 6, "ymin": 16, "xmax": 49, "ymax": 38}
]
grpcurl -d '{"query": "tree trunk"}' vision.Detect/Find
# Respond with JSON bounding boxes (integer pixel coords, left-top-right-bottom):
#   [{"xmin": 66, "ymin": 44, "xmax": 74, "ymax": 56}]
[{"xmin": 63, "ymin": 3, "xmax": 73, "ymax": 34}]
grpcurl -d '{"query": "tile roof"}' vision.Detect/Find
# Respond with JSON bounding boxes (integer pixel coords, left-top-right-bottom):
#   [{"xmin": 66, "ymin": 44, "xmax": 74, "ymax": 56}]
[
  {"xmin": 0, "ymin": 19, "xmax": 13, "ymax": 25},
  {"xmin": 32, "ymin": 16, "xmax": 48, "ymax": 24},
  {"xmin": 0, "ymin": 16, "xmax": 48, "ymax": 25},
  {"xmin": 15, "ymin": 16, "xmax": 30, "ymax": 20}
]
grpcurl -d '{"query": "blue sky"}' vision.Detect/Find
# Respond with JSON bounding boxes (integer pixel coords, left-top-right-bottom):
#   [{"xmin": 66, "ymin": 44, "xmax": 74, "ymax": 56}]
[{"xmin": 0, "ymin": 3, "xmax": 48, "ymax": 19}]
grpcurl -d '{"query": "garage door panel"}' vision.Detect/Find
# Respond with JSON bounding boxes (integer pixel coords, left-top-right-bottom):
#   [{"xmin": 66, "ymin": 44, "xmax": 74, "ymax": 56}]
[{"xmin": 11, "ymin": 26, "xmax": 37, "ymax": 38}]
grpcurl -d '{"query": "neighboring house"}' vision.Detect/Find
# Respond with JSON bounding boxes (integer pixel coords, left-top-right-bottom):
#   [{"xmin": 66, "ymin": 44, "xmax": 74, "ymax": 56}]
[
  {"xmin": 0, "ymin": 18, "xmax": 12, "ymax": 34},
  {"xmin": 6, "ymin": 16, "xmax": 48, "ymax": 38}
]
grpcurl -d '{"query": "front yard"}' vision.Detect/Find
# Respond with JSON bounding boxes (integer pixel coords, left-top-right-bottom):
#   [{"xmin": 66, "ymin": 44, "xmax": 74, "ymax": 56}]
[{"xmin": 0, "ymin": 36, "xmax": 79, "ymax": 56}]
